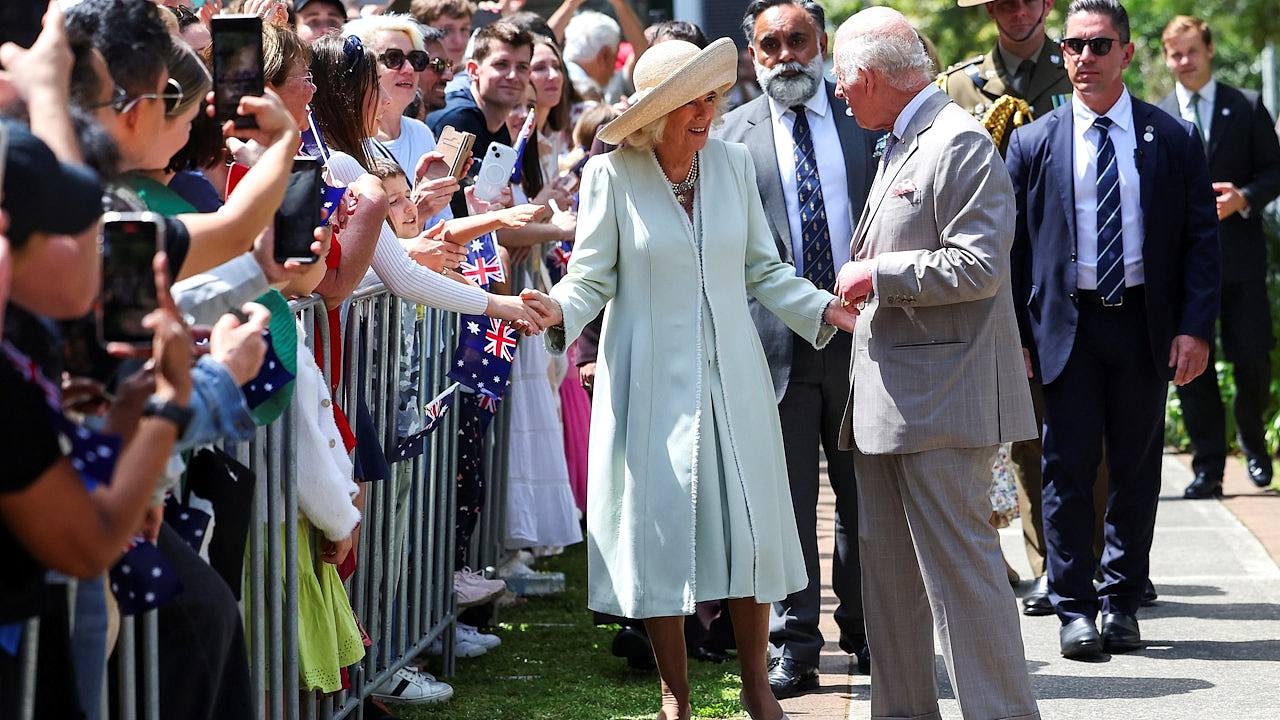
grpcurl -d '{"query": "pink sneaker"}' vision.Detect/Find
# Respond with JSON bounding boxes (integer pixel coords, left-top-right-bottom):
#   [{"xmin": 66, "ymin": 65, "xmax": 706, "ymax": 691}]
[{"xmin": 454, "ymin": 568, "xmax": 506, "ymax": 608}]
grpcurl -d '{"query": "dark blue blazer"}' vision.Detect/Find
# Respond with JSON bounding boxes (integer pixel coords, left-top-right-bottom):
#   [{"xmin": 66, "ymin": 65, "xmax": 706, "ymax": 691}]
[{"xmin": 1007, "ymin": 96, "xmax": 1220, "ymax": 384}]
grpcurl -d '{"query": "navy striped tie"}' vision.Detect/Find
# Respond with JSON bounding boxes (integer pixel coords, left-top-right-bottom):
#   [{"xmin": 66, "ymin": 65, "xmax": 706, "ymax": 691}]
[
  {"xmin": 1093, "ymin": 117, "xmax": 1125, "ymax": 304},
  {"xmin": 790, "ymin": 106, "xmax": 834, "ymax": 290}
]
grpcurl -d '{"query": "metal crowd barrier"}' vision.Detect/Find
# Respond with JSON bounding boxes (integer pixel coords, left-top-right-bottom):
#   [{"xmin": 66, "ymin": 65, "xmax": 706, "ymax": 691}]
[{"xmin": 15, "ymin": 283, "xmax": 514, "ymax": 720}]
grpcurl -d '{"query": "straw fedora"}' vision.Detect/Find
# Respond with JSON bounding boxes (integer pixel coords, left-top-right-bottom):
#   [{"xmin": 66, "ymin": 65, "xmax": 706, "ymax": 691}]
[{"xmin": 596, "ymin": 37, "xmax": 738, "ymax": 146}]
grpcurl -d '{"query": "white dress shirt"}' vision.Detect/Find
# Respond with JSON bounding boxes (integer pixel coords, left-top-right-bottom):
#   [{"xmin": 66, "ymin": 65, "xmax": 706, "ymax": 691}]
[
  {"xmin": 1174, "ymin": 77, "xmax": 1216, "ymax": 141},
  {"xmin": 1072, "ymin": 88, "xmax": 1145, "ymax": 290},
  {"xmin": 767, "ymin": 86, "xmax": 853, "ymax": 274}
]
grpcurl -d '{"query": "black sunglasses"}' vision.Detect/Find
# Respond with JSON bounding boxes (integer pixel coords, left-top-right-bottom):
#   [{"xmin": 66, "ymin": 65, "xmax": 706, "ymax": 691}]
[
  {"xmin": 90, "ymin": 77, "xmax": 185, "ymax": 115},
  {"xmin": 1060, "ymin": 37, "xmax": 1118, "ymax": 56},
  {"xmin": 378, "ymin": 48, "xmax": 433, "ymax": 72}
]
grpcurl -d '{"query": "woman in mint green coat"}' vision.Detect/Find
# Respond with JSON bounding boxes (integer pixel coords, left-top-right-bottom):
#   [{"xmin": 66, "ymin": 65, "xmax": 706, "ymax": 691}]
[{"xmin": 526, "ymin": 39, "xmax": 855, "ymax": 720}]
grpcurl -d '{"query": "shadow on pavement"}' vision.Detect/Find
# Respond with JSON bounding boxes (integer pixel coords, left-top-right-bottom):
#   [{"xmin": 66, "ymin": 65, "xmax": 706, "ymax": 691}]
[
  {"xmin": 1133, "ymin": 639, "xmax": 1280, "ymax": 662},
  {"xmin": 1027, "ymin": 674, "xmax": 1214, "ymax": 699},
  {"xmin": 1141, "ymin": 600, "xmax": 1280, "ymax": 621}
]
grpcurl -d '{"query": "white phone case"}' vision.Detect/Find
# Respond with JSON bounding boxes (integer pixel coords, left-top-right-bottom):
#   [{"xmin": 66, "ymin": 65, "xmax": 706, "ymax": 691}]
[{"xmin": 473, "ymin": 142, "xmax": 517, "ymax": 202}]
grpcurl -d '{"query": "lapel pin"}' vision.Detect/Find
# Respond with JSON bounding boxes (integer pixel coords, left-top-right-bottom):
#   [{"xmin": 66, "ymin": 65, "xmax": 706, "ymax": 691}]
[
  {"xmin": 1143, "ymin": 132, "xmax": 1154, "ymax": 143},
  {"xmin": 1145, "ymin": 125, "xmax": 1153, "ymax": 132},
  {"xmin": 845, "ymin": 107, "xmax": 854, "ymax": 117},
  {"xmin": 1050, "ymin": 54, "xmax": 1061, "ymax": 64},
  {"xmin": 1222, "ymin": 107, "xmax": 1231, "ymax": 116}
]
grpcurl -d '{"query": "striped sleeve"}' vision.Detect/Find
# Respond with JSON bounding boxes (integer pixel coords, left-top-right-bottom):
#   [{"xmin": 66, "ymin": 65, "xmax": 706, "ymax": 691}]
[{"xmin": 325, "ymin": 151, "xmax": 488, "ymax": 315}]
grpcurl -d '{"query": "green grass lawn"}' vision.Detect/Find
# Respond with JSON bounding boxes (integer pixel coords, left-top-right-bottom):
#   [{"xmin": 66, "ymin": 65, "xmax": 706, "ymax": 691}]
[{"xmin": 396, "ymin": 544, "xmax": 747, "ymax": 720}]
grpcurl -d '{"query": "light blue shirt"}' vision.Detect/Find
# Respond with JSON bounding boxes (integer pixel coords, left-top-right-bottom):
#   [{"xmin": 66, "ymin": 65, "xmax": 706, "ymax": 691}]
[{"xmin": 1174, "ymin": 77, "xmax": 1216, "ymax": 142}]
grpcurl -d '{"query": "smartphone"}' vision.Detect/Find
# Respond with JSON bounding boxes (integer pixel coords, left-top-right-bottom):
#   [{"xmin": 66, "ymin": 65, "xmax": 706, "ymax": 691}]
[
  {"xmin": 274, "ymin": 157, "xmax": 322, "ymax": 264},
  {"xmin": 211, "ymin": 15, "xmax": 265, "ymax": 129},
  {"xmin": 425, "ymin": 126, "xmax": 475, "ymax": 181},
  {"xmin": 473, "ymin": 142, "xmax": 517, "ymax": 203},
  {"xmin": 98, "ymin": 213, "xmax": 164, "ymax": 348},
  {"xmin": 0, "ymin": 0, "xmax": 45, "ymax": 50}
]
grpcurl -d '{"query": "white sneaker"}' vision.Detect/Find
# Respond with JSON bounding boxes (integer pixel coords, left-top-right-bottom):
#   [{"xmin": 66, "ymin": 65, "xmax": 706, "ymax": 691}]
[
  {"xmin": 457, "ymin": 622, "xmax": 501, "ymax": 650},
  {"xmin": 427, "ymin": 635, "xmax": 487, "ymax": 658},
  {"xmin": 515, "ymin": 549, "xmax": 536, "ymax": 565},
  {"xmin": 497, "ymin": 556, "xmax": 536, "ymax": 578},
  {"xmin": 371, "ymin": 667, "xmax": 453, "ymax": 705},
  {"xmin": 454, "ymin": 568, "xmax": 506, "ymax": 607}
]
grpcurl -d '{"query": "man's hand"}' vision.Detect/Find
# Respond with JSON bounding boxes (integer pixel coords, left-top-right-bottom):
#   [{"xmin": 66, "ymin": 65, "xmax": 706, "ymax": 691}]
[
  {"xmin": 497, "ymin": 203, "xmax": 552, "ymax": 230},
  {"xmin": 0, "ymin": 1, "xmax": 72, "ymax": 108},
  {"xmin": 139, "ymin": 504, "xmax": 164, "ymax": 544},
  {"xmin": 1022, "ymin": 348, "xmax": 1034, "ymax": 380},
  {"xmin": 466, "ymin": 184, "xmax": 513, "ymax": 214},
  {"xmin": 519, "ymin": 288, "xmax": 563, "ymax": 327},
  {"xmin": 1212, "ymin": 182, "xmax": 1249, "ymax": 221},
  {"xmin": 320, "ymin": 535, "xmax": 352, "ymax": 565},
  {"xmin": 834, "ymin": 260, "xmax": 873, "ymax": 303},
  {"xmin": 240, "ymin": 0, "xmax": 290, "ymax": 25},
  {"xmin": 101, "ymin": 369, "xmax": 156, "ymax": 442},
  {"xmin": 220, "ymin": 89, "xmax": 298, "ymax": 146},
  {"xmin": 1169, "ymin": 334, "xmax": 1210, "ymax": 386},
  {"xmin": 405, "ymin": 223, "xmax": 467, "ymax": 272},
  {"xmin": 578, "ymin": 362, "xmax": 596, "ymax": 393},
  {"xmin": 823, "ymin": 299, "xmax": 859, "ymax": 333},
  {"xmin": 210, "ymin": 302, "xmax": 271, "ymax": 385},
  {"xmin": 548, "ymin": 201, "xmax": 577, "ymax": 241},
  {"xmin": 412, "ymin": 151, "xmax": 462, "ymax": 218}
]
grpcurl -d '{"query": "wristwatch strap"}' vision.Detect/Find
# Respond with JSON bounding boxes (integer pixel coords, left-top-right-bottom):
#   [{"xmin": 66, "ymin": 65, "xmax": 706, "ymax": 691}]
[{"xmin": 142, "ymin": 396, "xmax": 193, "ymax": 437}]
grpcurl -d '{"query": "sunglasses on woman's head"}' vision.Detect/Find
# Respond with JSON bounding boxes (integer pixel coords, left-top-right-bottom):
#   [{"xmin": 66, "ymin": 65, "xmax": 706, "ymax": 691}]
[
  {"xmin": 91, "ymin": 78, "xmax": 185, "ymax": 116},
  {"xmin": 1060, "ymin": 37, "xmax": 1118, "ymax": 56}
]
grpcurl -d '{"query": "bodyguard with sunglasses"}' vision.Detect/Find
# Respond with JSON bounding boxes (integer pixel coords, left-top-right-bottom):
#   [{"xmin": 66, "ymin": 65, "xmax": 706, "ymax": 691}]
[{"xmin": 1006, "ymin": 0, "xmax": 1218, "ymax": 660}]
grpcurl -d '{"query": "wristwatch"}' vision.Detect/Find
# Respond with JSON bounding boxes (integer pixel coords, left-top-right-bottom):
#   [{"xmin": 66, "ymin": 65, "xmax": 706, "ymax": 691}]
[{"xmin": 142, "ymin": 396, "xmax": 193, "ymax": 436}]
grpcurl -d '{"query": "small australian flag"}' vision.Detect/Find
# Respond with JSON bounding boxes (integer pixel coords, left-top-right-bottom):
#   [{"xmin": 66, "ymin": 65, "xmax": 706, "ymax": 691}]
[
  {"xmin": 459, "ymin": 233, "xmax": 506, "ymax": 288},
  {"xmin": 448, "ymin": 315, "xmax": 518, "ymax": 400},
  {"xmin": 109, "ymin": 537, "xmax": 183, "ymax": 616},
  {"xmin": 242, "ymin": 330, "xmax": 295, "ymax": 409},
  {"xmin": 545, "ymin": 240, "xmax": 572, "ymax": 284},
  {"xmin": 386, "ymin": 384, "xmax": 458, "ymax": 463},
  {"xmin": 319, "ymin": 184, "xmax": 346, "ymax": 228},
  {"xmin": 300, "ymin": 109, "xmax": 330, "ymax": 161}
]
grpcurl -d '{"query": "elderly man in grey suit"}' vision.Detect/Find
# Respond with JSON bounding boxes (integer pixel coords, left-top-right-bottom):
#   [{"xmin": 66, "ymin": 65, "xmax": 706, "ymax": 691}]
[
  {"xmin": 718, "ymin": 0, "xmax": 879, "ymax": 697},
  {"xmin": 832, "ymin": 7, "xmax": 1041, "ymax": 720}
]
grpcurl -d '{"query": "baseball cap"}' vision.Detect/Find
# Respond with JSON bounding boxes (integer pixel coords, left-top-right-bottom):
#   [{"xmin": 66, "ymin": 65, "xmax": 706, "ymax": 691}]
[
  {"xmin": 0, "ymin": 120, "xmax": 104, "ymax": 250},
  {"xmin": 295, "ymin": 0, "xmax": 347, "ymax": 15}
]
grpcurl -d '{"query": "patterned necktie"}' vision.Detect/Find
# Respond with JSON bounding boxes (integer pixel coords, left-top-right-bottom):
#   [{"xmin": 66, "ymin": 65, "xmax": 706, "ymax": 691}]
[
  {"xmin": 1189, "ymin": 92, "xmax": 1207, "ymax": 144},
  {"xmin": 790, "ymin": 105, "xmax": 834, "ymax": 290},
  {"xmin": 881, "ymin": 132, "xmax": 900, "ymax": 168},
  {"xmin": 1093, "ymin": 117, "xmax": 1126, "ymax": 304}
]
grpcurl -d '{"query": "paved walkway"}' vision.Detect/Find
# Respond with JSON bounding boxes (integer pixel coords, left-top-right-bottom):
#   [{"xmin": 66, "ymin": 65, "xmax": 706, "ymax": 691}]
[{"xmin": 780, "ymin": 454, "xmax": 1280, "ymax": 720}]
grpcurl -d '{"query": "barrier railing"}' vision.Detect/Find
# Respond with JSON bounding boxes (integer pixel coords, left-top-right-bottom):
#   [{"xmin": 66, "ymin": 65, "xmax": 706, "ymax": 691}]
[{"xmin": 15, "ymin": 283, "xmax": 512, "ymax": 720}]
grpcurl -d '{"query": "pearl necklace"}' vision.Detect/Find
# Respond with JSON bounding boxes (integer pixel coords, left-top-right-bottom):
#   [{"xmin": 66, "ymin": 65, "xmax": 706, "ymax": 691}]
[{"xmin": 655, "ymin": 151, "xmax": 699, "ymax": 205}]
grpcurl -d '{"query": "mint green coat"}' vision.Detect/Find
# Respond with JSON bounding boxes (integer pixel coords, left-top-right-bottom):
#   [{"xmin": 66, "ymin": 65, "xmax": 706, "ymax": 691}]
[{"xmin": 547, "ymin": 139, "xmax": 836, "ymax": 618}]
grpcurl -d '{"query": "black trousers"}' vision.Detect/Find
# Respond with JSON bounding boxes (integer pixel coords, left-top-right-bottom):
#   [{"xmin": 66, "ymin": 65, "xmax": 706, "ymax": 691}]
[
  {"xmin": 768, "ymin": 332, "xmax": 863, "ymax": 665},
  {"xmin": 1041, "ymin": 293, "xmax": 1168, "ymax": 623},
  {"xmin": 1176, "ymin": 278, "xmax": 1275, "ymax": 477}
]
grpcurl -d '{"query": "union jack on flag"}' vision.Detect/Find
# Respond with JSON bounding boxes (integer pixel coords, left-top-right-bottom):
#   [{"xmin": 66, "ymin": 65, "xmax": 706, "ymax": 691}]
[
  {"xmin": 449, "ymin": 314, "xmax": 518, "ymax": 399},
  {"xmin": 545, "ymin": 240, "xmax": 572, "ymax": 284},
  {"xmin": 387, "ymin": 384, "xmax": 459, "ymax": 463},
  {"xmin": 459, "ymin": 233, "xmax": 505, "ymax": 288}
]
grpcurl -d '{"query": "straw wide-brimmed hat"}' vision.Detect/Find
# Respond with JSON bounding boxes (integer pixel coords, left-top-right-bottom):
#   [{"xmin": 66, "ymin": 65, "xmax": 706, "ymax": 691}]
[
  {"xmin": 597, "ymin": 37, "xmax": 738, "ymax": 146},
  {"xmin": 956, "ymin": 0, "xmax": 995, "ymax": 6}
]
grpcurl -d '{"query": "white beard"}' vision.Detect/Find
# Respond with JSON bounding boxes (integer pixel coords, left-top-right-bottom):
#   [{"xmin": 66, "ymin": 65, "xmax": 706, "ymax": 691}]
[{"xmin": 753, "ymin": 53, "xmax": 825, "ymax": 108}]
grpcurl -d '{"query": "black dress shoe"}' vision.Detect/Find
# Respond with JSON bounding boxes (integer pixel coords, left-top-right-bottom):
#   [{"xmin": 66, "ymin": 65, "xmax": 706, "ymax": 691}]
[
  {"xmin": 767, "ymin": 657, "xmax": 818, "ymax": 699},
  {"xmin": 839, "ymin": 636, "xmax": 872, "ymax": 675},
  {"xmin": 1141, "ymin": 579, "xmax": 1158, "ymax": 607},
  {"xmin": 1101, "ymin": 612, "xmax": 1142, "ymax": 653},
  {"xmin": 690, "ymin": 645, "xmax": 729, "ymax": 663},
  {"xmin": 1183, "ymin": 472, "xmax": 1223, "ymax": 499},
  {"xmin": 1246, "ymin": 455, "xmax": 1274, "ymax": 488},
  {"xmin": 611, "ymin": 626, "xmax": 654, "ymax": 669},
  {"xmin": 1023, "ymin": 576, "xmax": 1054, "ymax": 616},
  {"xmin": 1059, "ymin": 617, "xmax": 1103, "ymax": 660}
]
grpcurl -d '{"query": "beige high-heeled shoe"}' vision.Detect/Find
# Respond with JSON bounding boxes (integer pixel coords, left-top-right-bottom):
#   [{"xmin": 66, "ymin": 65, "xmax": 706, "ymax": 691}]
[{"xmin": 739, "ymin": 690, "xmax": 791, "ymax": 720}]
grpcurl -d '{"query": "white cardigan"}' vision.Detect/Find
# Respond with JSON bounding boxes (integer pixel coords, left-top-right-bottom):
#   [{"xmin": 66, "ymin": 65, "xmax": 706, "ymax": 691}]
[
  {"xmin": 324, "ymin": 150, "xmax": 488, "ymax": 315},
  {"xmin": 293, "ymin": 322, "xmax": 361, "ymax": 540}
]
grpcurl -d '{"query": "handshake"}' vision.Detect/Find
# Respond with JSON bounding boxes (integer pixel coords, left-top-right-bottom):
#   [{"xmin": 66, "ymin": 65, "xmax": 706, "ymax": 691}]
[
  {"xmin": 494, "ymin": 288, "xmax": 564, "ymax": 336},
  {"xmin": 823, "ymin": 261, "xmax": 875, "ymax": 334}
]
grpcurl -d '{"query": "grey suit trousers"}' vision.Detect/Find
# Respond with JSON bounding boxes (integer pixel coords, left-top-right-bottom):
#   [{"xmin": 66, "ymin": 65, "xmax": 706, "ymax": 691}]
[
  {"xmin": 769, "ymin": 333, "xmax": 863, "ymax": 665},
  {"xmin": 855, "ymin": 445, "xmax": 1039, "ymax": 720}
]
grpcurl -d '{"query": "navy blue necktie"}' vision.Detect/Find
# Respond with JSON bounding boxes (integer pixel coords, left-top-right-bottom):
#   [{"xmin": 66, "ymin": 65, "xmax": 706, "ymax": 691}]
[
  {"xmin": 790, "ymin": 106, "xmax": 834, "ymax": 290},
  {"xmin": 1093, "ymin": 117, "xmax": 1126, "ymax": 304}
]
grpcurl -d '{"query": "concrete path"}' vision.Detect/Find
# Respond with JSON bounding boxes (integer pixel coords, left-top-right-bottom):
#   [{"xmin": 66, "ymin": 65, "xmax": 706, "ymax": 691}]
[{"xmin": 780, "ymin": 455, "xmax": 1280, "ymax": 720}]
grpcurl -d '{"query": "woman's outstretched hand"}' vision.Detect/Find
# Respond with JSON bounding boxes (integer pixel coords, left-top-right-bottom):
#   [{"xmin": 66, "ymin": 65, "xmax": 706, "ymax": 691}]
[
  {"xmin": 520, "ymin": 288, "xmax": 563, "ymax": 329},
  {"xmin": 486, "ymin": 294, "xmax": 546, "ymax": 336}
]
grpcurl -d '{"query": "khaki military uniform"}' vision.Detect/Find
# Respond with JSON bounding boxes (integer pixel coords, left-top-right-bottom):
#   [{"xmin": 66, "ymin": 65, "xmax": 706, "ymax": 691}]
[{"xmin": 938, "ymin": 35, "xmax": 1074, "ymax": 156}]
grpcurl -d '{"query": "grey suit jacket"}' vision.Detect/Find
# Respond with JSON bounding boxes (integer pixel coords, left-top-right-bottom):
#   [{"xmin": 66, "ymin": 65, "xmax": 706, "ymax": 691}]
[
  {"xmin": 837, "ymin": 91, "xmax": 1036, "ymax": 456},
  {"xmin": 717, "ymin": 81, "xmax": 879, "ymax": 401}
]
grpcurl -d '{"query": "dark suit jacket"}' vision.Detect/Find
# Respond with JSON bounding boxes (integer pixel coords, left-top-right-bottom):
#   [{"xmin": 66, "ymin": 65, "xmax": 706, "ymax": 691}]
[
  {"xmin": 716, "ymin": 81, "xmax": 879, "ymax": 400},
  {"xmin": 1007, "ymin": 95, "xmax": 1220, "ymax": 384},
  {"xmin": 1157, "ymin": 82, "xmax": 1280, "ymax": 283}
]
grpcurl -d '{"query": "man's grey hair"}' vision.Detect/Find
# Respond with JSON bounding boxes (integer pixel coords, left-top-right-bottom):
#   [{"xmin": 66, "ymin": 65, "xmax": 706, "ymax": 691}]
[
  {"xmin": 834, "ymin": 29, "xmax": 933, "ymax": 90},
  {"xmin": 740, "ymin": 0, "xmax": 825, "ymax": 45},
  {"xmin": 563, "ymin": 10, "xmax": 621, "ymax": 64}
]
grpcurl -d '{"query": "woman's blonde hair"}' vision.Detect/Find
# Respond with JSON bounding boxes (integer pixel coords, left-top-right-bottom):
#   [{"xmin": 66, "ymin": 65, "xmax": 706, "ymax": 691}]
[
  {"xmin": 620, "ymin": 92, "xmax": 727, "ymax": 150},
  {"xmin": 166, "ymin": 41, "xmax": 211, "ymax": 118},
  {"xmin": 343, "ymin": 14, "xmax": 426, "ymax": 53}
]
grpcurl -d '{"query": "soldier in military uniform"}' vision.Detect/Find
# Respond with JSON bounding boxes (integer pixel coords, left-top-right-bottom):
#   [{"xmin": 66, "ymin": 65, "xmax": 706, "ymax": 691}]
[
  {"xmin": 940, "ymin": 0, "xmax": 1074, "ymax": 154},
  {"xmin": 939, "ymin": 0, "xmax": 1115, "ymax": 618}
]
